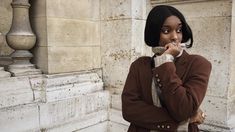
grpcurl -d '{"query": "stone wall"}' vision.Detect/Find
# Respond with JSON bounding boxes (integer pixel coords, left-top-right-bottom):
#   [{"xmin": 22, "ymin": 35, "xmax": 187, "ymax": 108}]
[
  {"xmin": 30, "ymin": 0, "xmax": 101, "ymax": 74},
  {"xmin": 100, "ymin": 0, "xmax": 151, "ymax": 131},
  {"xmin": 0, "ymin": 0, "xmax": 13, "ymax": 56}
]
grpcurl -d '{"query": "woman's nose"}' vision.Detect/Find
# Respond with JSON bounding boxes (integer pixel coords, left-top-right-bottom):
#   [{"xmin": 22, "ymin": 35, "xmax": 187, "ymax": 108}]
[{"xmin": 170, "ymin": 31, "xmax": 178, "ymax": 42}]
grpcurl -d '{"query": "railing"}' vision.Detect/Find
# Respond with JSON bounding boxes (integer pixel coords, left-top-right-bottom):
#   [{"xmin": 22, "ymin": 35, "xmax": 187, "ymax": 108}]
[{"xmin": 0, "ymin": 0, "xmax": 41, "ymax": 78}]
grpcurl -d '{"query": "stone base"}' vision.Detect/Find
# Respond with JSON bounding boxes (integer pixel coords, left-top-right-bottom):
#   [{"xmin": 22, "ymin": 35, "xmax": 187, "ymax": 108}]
[
  {"xmin": 0, "ymin": 70, "xmax": 109, "ymax": 132},
  {"xmin": 199, "ymin": 123, "xmax": 235, "ymax": 132},
  {"xmin": 7, "ymin": 64, "xmax": 41, "ymax": 77}
]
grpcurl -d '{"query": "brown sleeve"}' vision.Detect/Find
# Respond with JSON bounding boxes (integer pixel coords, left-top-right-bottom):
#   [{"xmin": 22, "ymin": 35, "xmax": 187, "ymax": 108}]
[
  {"xmin": 152, "ymin": 56, "xmax": 212, "ymax": 122},
  {"xmin": 122, "ymin": 61, "xmax": 179, "ymax": 131}
]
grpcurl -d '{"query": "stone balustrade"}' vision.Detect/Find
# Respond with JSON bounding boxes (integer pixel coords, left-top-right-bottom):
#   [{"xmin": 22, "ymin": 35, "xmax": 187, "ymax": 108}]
[{"xmin": 5, "ymin": 0, "xmax": 41, "ymax": 77}]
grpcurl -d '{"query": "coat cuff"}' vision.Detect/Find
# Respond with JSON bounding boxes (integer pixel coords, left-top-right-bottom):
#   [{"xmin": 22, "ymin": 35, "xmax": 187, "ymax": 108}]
[{"xmin": 154, "ymin": 54, "xmax": 174, "ymax": 67}]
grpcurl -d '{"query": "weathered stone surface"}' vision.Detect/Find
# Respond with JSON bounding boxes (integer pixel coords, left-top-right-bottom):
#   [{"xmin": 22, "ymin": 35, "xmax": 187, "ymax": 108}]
[
  {"xmin": 101, "ymin": 19, "xmax": 133, "ymax": 90},
  {"xmin": 47, "ymin": 18, "xmax": 100, "ymax": 47},
  {"xmin": 0, "ymin": 67, "xmax": 11, "ymax": 78},
  {"xmin": 101, "ymin": 0, "xmax": 146, "ymax": 20},
  {"xmin": 44, "ymin": 72, "xmax": 104, "ymax": 102},
  {"xmin": 101, "ymin": 0, "xmax": 131, "ymax": 20},
  {"xmin": 48, "ymin": 46, "xmax": 101, "ymax": 73},
  {"xmin": 47, "ymin": 0, "xmax": 100, "ymax": 20},
  {"xmin": 200, "ymin": 96, "xmax": 228, "ymax": 129},
  {"xmin": 0, "ymin": 32, "xmax": 13, "ymax": 56},
  {"xmin": 131, "ymin": 20, "xmax": 151, "ymax": 61},
  {"xmin": 29, "ymin": 0, "xmax": 46, "ymax": 18},
  {"xmin": 0, "ymin": 104, "xmax": 40, "ymax": 132},
  {"xmin": 30, "ymin": 17, "xmax": 47, "ymax": 47},
  {"xmin": 132, "ymin": 0, "xmax": 147, "ymax": 19},
  {"xmin": 227, "ymin": 17, "xmax": 235, "ymax": 129},
  {"xmin": 29, "ymin": 71, "xmax": 104, "ymax": 102},
  {"xmin": 109, "ymin": 121, "xmax": 129, "ymax": 132},
  {"xmin": 111, "ymin": 94, "xmax": 122, "ymax": 110},
  {"xmin": 151, "ymin": 0, "xmax": 231, "ymax": 18},
  {"xmin": 229, "ymin": 16, "xmax": 235, "ymax": 98},
  {"xmin": 0, "ymin": 77, "xmax": 34, "ymax": 108},
  {"xmin": 186, "ymin": 16, "xmax": 231, "ymax": 98},
  {"xmin": 109, "ymin": 109, "xmax": 129, "ymax": 132},
  {"xmin": 177, "ymin": 0, "xmax": 231, "ymax": 18},
  {"xmin": 8, "ymin": 64, "xmax": 42, "ymax": 77},
  {"xmin": 101, "ymin": 19, "xmax": 132, "ymax": 46},
  {"xmin": 77, "ymin": 121, "xmax": 108, "ymax": 132},
  {"xmin": 46, "ymin": 111, "xmax": 108, "ymax": 132},
  {"xmin": 109, "ymin": 109, "xmax": 129, "ymax": 126},
  {"xmin": 31, "ymin": 46, "xmax": 48, "ymax": 73},
  {"xmin": 228, "ymin": 98, "xmax": 235, "ymax": 129},
  {"xmin": 199, "ymin": 95, "xmax": 235, "ymax": 131},
  {"xmin": 40, "ymin": 91, "xmax": 109, "ymax": 129},
  {"xmin": 0, "ymin": 0, "xmax": 12, "ymax": 34}
]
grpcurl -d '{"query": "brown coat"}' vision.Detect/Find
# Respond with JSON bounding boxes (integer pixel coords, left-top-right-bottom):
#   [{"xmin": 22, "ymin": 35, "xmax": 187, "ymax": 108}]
[{"xmin": 122, "ymin": 51, "xmax": 212, "ymax": 132}]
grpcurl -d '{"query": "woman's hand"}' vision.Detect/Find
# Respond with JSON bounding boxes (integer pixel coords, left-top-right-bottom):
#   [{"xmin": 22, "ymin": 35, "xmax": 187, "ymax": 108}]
[
  {"xmin": 189, "ymin": 109, "xmax": 206, "ymax": 125},
  {"xmin": 164, "ymin": 42, "xmax": 182, "ymax": 57}
]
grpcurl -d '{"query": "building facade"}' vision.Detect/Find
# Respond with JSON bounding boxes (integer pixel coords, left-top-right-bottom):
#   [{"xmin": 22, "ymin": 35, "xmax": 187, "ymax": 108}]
[{"xmin": 0, "ymin": 0, "xmax": 235, "ymax": 131}]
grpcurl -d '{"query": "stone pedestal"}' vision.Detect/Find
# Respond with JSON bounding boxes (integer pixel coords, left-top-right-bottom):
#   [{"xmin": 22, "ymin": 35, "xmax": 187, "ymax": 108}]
[{"xmin": 6, "ymin": 0, "xmax": 41, "ymax": 76}]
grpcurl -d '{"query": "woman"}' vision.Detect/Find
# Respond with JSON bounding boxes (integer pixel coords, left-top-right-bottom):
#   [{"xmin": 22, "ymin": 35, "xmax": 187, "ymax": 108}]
[{"xmin": 121, "ymin": 5, "xmax": 212, "ymax": 132}]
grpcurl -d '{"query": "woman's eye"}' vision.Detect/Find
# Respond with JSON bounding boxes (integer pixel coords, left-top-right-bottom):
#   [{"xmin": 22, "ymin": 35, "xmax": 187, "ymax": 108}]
[
  {"xmin": 176, "ymin": 28, "xmax": 182, "ymax": 33},
  {"xmin": 161, "ymin": 29, "xmax": 169, "ymax": 34}
]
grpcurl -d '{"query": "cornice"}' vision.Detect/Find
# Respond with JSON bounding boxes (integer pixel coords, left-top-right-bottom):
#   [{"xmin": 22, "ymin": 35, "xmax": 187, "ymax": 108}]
[{"xmin": 150, "ymin": 0, "xmax": 229, "ymax": 6}]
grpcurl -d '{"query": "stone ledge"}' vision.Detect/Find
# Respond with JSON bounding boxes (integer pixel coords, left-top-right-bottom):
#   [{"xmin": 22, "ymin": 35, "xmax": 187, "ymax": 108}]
[
  {"xmin": 0, "ymin": 76, "xmax": 34, "ymax": 108},
  {"xmin": 31, "ymin": 71, "xmax": 104, "ymax": 102},
  {"xmin": 77, "ymin": 121, "xmax": 108, "ymax": 132},
  {"xmin": 199, "ymin": 123, "xmax": 234, "ymax": 132},
  {"xmin": 0, "ymin": 104, "xmax": 40, "ymax": 132},
  {"xmin": 43, "ymin": 111, "xmax": 108, "ymax": 132},
  {"xmin": 46, "ymin": 111, "xmax": 108, "ymax": 132},
  {"xmin": 40, "ymin": 91, "xmax": 110, "ymax": 129},
  {"xmin": 0, "ymin": 71, "xmax": 104, "ymax": 108}
]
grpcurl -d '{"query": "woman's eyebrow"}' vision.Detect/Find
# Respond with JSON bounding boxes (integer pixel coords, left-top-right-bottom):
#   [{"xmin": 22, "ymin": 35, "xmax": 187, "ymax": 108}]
[{"xmin": 162, "ymin": 23, "xmax": 182, "ymax": 27}]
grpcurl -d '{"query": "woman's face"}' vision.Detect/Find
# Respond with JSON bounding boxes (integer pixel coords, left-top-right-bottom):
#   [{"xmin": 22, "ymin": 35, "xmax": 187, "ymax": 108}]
[{"xmin": 159, "ymin": 15, "xmax": 183, "ymax": 47}]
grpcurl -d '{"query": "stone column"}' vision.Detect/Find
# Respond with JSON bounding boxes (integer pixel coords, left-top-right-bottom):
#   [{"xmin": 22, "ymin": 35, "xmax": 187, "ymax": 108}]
[
  {"xmin": 6, "ymin": 0, "xmax": 41, "ymax": 76},
  {"xmin": 0, "ymin": 33, "xmax": 11, "ymax": 78}
]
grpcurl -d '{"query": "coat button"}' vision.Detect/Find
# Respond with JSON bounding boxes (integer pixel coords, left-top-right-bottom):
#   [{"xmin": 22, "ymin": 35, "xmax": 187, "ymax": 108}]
[
  {"xmin": 161, "ymin": 125, "xmax": 164, "ymax": 128},
  {"xmin": 157, "ymin": 78, "xmax": 160, "ymax": 82},
  {"xmin": 158, "ymin": 84, "xmax": 162, "ymax": 87},
  {"xmin": 156, "ymin": 74, "xmax": 159, "ymax": 77},
  {"xmin": 167, "ymin": 125, "xmax": 170, "ymax": 129},
  {"xmin": 157, "ymin": 125, "xmax": 160, "ymax": 128}
]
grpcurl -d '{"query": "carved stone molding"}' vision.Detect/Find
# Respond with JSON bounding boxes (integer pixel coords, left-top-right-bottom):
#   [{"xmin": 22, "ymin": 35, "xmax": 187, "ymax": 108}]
[{"xmin": 150, "ymin": 0, "xmax": 227, "ymax": 6}]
